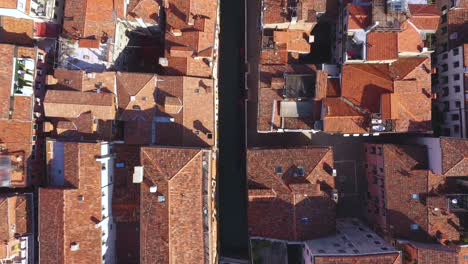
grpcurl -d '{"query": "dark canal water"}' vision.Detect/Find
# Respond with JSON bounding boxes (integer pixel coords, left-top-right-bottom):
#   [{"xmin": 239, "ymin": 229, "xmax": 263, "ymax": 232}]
[{"xmin": 217, "ymin": 0, "xmax": 249, "ymax": 259}]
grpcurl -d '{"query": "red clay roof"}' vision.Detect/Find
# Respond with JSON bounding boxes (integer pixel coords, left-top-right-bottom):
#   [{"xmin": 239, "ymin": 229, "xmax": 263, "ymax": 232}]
[
  {"xmin": 39, "ymin": 142, "xmax": 103, "ymax": 264},
  {"xmin": 44, "ymin": 90, "xmax": 115, "ymax": 120},
  {"xmin": 51, "ymin": 69, "xmax": 116, "ymax": 92},
  {"xmin": 347, "ymin": 4, "xmax": 371, "ymax": 30},
  {"xmin": 408, "ymin": 4, "xmax": 440, "ymax": 31},
  {"xmin": 0, "ymin": 44, "xmax": 35, "ymax": 120},
  {"xmin": 140, "ymin": 147, "xmax": 211, "ymax": 264},
  {"xmin": 62, "ymin": 0, "xmax": 115, "ymax": 39},
  {"xmin": 440, "ymin": 137, "xmax": 468, "ymax": 177},
  {"xmin": 366, "ymin": 32, "xmax": 398, "ymax": 61},
  {"xmin": 0, "ymin": 16, "xmax": 34, "ymax": 46},
  {"xmin": 398, "ymin": 21, "xmax": 424, "ymax": 53},
  {"xmin": 0, "ymin": 120, "xmax": 32, "ymax": 187},
  {"xmin": 447, "ymin": 8, "xmax": 468, "ymax": 49},
  {"xmin": 164, "ymin": 0, "xmax": 217, "ymax": 77},
  {"xmin": 382, "ymin": 144, "xmax": 430, "ymax": 241},
  {"xmin": 262, "ymin": 0, "xmax": 326, "ymax": 25},
  {"xmin": 247, "ymin": 147, "xmax": 336, "ymax": 241},
  {"xmin": 126, "ymin": 0, "xmax": 160, "ymax": 24},
  {"xmin": 274, "ymin": 30, "xmax": 311, "ymax": 53},
  {"xmin": 314, "ymin": 253, "xmax": 401, "ymax": 264}
]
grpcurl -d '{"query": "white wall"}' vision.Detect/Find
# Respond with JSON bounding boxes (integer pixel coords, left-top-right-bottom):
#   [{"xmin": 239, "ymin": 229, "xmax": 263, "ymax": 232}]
[
  {"xmin": 99, "ymin": 142, "xmax": 116, "ymax": 263},
  {"xmin": 436, "ymin": 45, "xmax": 466, "ymax": 138},
  {"xmin": 415, "ymin": 137, "xmax": 442, "ymax": 174}
]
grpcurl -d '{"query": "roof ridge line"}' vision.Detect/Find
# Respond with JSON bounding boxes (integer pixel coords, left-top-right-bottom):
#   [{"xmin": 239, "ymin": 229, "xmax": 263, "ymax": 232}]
[{"xmin": 169, "ymin": 149, "xmax": 204, "ymax": 181}]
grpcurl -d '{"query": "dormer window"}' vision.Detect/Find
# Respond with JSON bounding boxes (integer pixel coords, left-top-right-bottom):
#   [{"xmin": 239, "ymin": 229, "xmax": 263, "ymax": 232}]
[
  {"xmin": 275, "ymin": 165, "xmax": 283, "ymax": 174},
  {"xmin": 296, "ymin": 166, "xmax": 305, "ymax": 177},
  {"xmin": 132, "ymin": 105, "xmax": 141, "ymax": 111}
]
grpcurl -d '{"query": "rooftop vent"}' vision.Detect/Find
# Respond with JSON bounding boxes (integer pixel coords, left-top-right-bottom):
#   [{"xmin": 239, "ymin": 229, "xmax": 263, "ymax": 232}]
[
  {"xmin": 150, "ymin": 185, "xmax": 158, "ymax": 193},
  {"xmin": 133, "ymin": 166, "xmax": 143, "ymax": 183},
  {"xmin": 159, "ymin": 57, "xmax": 168, "ymax": 67},
  {"xmin": 70, "ymin": 242, "xmax": 79, "ymax": 251}
]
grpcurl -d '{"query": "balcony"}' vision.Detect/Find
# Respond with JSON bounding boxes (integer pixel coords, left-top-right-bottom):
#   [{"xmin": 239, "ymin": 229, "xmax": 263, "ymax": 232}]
[
  {"xmin": 30, "ymin": 0, "xmax": 55, "ymax": 19},
  {"xmin": 345, "ymin": 33, "xmax": 364, "ymax": 61},
  {"xmin": 12, "ymin": 58, "xmax": 34, "ymax": 96}
]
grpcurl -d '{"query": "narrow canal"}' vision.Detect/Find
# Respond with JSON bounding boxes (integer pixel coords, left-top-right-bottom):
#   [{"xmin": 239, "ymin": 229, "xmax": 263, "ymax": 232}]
[{"xmin": 217, "ymin": 0, "xmax": 249, "ymax": 259}]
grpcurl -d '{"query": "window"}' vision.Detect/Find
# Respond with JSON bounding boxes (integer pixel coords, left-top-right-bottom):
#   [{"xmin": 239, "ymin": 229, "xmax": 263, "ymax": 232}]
[
  {"xmin": 411, "ymin": 224, "xmax": 419, "ymax": 230},
  {"xmin": 441, "ymin": 64, "xmax": 448, "ymax": 72},
  {"xmin": 444, "ymin": 128, "xmax": 451, "ymax": 136},
  {"xmin": 442, "ymin": 76, "xmax": 448, "ymax": 84},
  {"xmin": 454, "ymin": 74, "xmax": 460, "ymax": 81},
  {"xmin": 442, "ymin": 53, "xmax": 448, "ymax": 60},
  {"xmin": 379, "ymin": 168, "xmax": 384, "ymax": 173},
  {"xmin": 116, "ymin": 162, "xmax": 125, "ymax": 168},
  {"xmin": 442, "ymin": 87, "xmax": 449, "ymax": 96},
  {"xmin": 453, "ymin": 48, "xmax": 459, "ymax": 56},
  {"xmin": 443, "ymin": 101, "xmax": 449, "ymax": 111},
  {"xmin": 455, "ymin": 85, "xmax": 461, "ymax": 93},
  {"xmin": 453, "ymin": 61, "xmax": 460, "ymax": 68},
  {"xmin": 370, "ymin": 146, "xmax": 376, "ymax": 154},
  {"xmin": 373, "ymin": 176, "xmax": 378, "ymax": 184},
  {"xmin": 456, "ymin": 101, "xmax": 461, "ymax": 108},
  {"xmin": 132, "ymin": 105, "xmax": 141, "ymax": 110},
  {"xmin": 441, "ymin": 26, "xmax": 447, "ymax": 34},
  {"xmin": 454, "ymin": 125, "xmax": 460, "ymax": 134},
  {"xmin": 412, "ymin": 194, "xmax": 419, "ymax": 200},
  {"xmin": 377, "ymin": 147, "xmax": 382, "ymax": 155},
  {"xmin": 296, "ymin": 166, "xmax": 305, "ymax": 177},
  {"xmin": 452, "ymin": 114, "xmax": 460, "ymax": 121}
]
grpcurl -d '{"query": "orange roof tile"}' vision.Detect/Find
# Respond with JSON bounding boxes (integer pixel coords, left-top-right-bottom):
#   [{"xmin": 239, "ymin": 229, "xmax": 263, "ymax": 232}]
[
  {"xmin": 140, "ymin": 147, "xmax": 211, "ymax": 264},
  {"xmin": 315, "ymin": 253, "xmax": 401, "ymax": 264},
  {"xmin": 366, "ymin": 32, "xmax": 398, "ymax": 61},
  {"xmin": 39, "ymin": 141, "xmax": 104, "ymax": 264},
  {"xmin": 247, "ymin": 147, "xmax": 336, "ymax": 241},
  {"xmin": 440, "ymin": 137, "xmax": 468, "ymax": 176},
  {"xmin": 126, "ymin": 0, "xmax": 160, "ymax": 24},
  {"xmin": 347, "ymin": 4, "xmax": 371, "ymax": 30},
  {"xmin": 398, "ymin": 21, "xmax": 424, "ymax": 53},
  {"xmin": 0, "ymin": 16, "xmax": 34, "ymax": 46},
  {"xmin": 62, "ymin": 0, "xmax": 115, "ymax": 39},
  {"xmin": 44, "ymin": 90, "xmax": 115, "ymax": 120},
  {"xmin": 274, "ymin": 30, "xmax": 310, "ymax": 53}
]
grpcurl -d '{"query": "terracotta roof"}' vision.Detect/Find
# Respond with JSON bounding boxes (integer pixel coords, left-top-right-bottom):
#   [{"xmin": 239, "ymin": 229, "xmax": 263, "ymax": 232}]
[
  {"xmin": 154, "ymin": 76, "xmax": 215, "ymax": 146},
  {"xmin": 273, "ymin": 30, "xmax": 310, "ymax": 53},
  {"xmin": 0, "ymin": 44, "xmax": 14, "ymax": 119},
  {"xmin": 0, "ymin": 120, "xmax": 32, "ymax": 187},
  {"xmin": 314, "ymin": 253, "xmax": 401, "ymax": 264},
  {"xmin": 44, "ymin": 89, "xmax": 115, "ymax": 120},
  {"xmin": 347, "ymin": 4, "xmax": 371, "ymax": 30},
  {"xmin": 164, "ymin": 0, "xmax": 217, "ymax": 77},
  {"xmin": 39, "ymin": 141, "xmax": 104, "ymax": 264},
  {"xmin": 399, "ymin": 241, "xmax": 459, "ymax": 264},
  {"xmin": 51, "ymin": 69, "xmax": 116, "ymax": 92},
  {"xmin": 62, "ymin": 0, "xmax": 115, "ymax": 39},
  {"xmin": 0, "ymin": 16, "xmax": 34, "ymax": 46},
  {"xmin": 447, "ymin": 8, "xmax": 468, "ymax": 49},
  {"xmin": 382, "ymin": 144, "xmax": 430, "ymax": 241},
  {"xmin": 341, "ymin": 63, "xmax": 393, "ymax": 113},
  {"xmin": 408, "ymin": 5, "xmax": 440, "ymax": 31},
  {"xmin": 0, "ymin": 0, "xmax": 17, "ymax": 9},
  {"xmin": 247, "ymin": 147, "xmax": 336, "ymax": 241},
  {"xmin": 262, "ymin": 0, "xmax": 326, "ymax": 25},
  {"xmin": 140, "ymin": 146, "xmax": 211, "ymax": 264},
  {"xmin": 366, "ymin": 32, "xmax": 398, "ymax": 61},
  {"xmin": 0, "ymin": 194, "xmax": 32, "ymax": 261},
  {"xmin": 126, "ymin": 0, "xmax": 160, "ymax": 24},
  {"xmin": 398, "ymin": 21, "xmax": 424, "ymax": 53},
  {"xmin": 439, "ymin": 137, "xmax": 468, "ymax": 177}
]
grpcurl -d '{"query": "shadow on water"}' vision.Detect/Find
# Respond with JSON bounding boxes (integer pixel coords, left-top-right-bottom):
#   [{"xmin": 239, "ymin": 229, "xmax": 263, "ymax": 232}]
[{"xmin": 217, "ymin": 0, "xmax": 249, "ymax": 259}]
